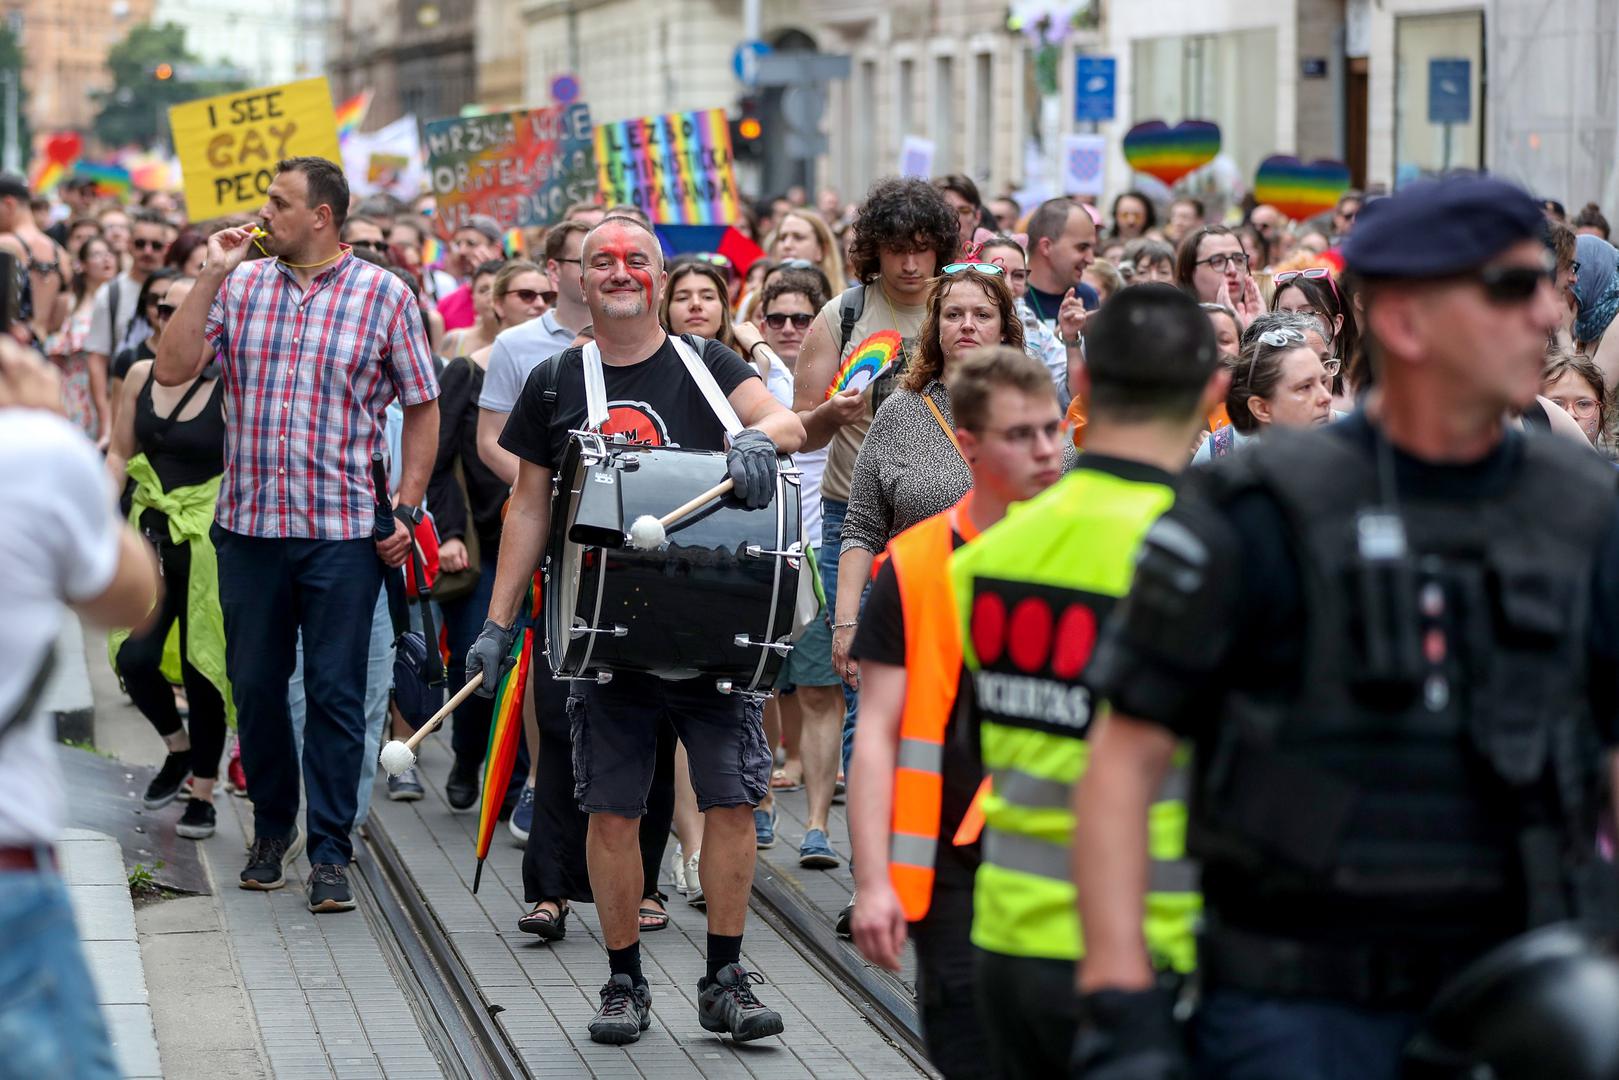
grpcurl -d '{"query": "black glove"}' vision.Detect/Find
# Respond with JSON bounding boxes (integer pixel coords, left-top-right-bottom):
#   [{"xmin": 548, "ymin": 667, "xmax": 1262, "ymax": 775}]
[
  {"xmin": 1071, "ymin": 987, "xmax": 1188, "ymax": 1080},
  {"xmin": 726, "ymin": 427, "xmax": 778, "ymax": 510},
  {"xmin": 465, "ymin": 618, "xmax": 517, "ymax": 698}
]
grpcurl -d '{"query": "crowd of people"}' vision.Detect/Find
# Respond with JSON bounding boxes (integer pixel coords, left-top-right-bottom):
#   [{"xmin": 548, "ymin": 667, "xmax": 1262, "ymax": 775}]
[{"xmin": 6, "ymin": 149, "xmax": 1619, "ymax": 1078}]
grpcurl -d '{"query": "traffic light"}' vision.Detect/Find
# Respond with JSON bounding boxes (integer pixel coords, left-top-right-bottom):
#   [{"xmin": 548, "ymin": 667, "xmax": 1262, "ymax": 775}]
[
  {"xmin": 732, "ymin": 95, "xmax": 763, "ymax": 163},
  {"xmin": 153, "ymin": 63, "xmax": 174, "ymax": 80}
]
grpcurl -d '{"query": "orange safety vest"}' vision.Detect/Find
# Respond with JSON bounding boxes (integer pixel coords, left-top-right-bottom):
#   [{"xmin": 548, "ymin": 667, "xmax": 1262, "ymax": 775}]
[{"xmin": 886, "ymin": 495, "xmax": 983, "ymax": 921}]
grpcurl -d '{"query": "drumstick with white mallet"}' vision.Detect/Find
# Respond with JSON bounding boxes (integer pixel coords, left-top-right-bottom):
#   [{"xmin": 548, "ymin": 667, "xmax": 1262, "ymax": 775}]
[
  {"xmin": 627, "ymin": 477, "xmax": 735, "ymax": 550},
  {"xmin": 378, "ymin": 675, "xmax": 483, "ymax": 776}
]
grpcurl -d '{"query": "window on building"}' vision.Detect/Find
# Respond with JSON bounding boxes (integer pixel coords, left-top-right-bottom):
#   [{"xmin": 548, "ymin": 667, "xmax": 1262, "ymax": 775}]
[
  {"xmin": 933, "ymin": 55, "xmax": 955, "ymax": 171},
  {"xmin": 1394, "ymin": 10, "xmax": 1484, "ymax": 186},
  {"xmin": 974, "ymin": 52, "xmax": 994, "ymax": 183},
  {"xmin": 856, "ymin": 58, "xmax": 876, "ymax": 192},
  {"xmin": 1130, "ymin": 29, "xmax": 1278, "ymax": 186},
  {"xmin": 898, "ymin": 58, "xmax": 915, "ymax": 140}
]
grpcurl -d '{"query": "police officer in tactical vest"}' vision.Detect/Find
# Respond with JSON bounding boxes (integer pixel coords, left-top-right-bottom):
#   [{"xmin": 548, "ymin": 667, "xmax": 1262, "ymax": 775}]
[{"xmin": 1069, "ymin": 175, "xmax": 1619, "ymax": 1080}]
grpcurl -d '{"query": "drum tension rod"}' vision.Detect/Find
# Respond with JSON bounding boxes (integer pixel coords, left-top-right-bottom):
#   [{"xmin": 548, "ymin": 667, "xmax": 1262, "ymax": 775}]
[
  {"xmin": 734, "ymin": 634, "xmax": 794, "ymax": 655},
  {"xmin": 744, "ymin": 544, "xmax": 802, "ymax": 559},
  {"xmin": 570, "ymin": 624, "xmax": 630, "ymax": 639}
]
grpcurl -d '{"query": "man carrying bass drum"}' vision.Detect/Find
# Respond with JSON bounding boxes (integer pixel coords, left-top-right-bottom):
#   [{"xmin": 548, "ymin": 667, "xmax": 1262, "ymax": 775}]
[{"xmin": 465, "ymin": 215, "xmax": 805, "ymax": 1046}]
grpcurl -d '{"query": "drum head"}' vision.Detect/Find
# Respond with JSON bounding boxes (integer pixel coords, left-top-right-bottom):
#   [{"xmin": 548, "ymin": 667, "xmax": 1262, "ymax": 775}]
[{"xmin": 544, "ymin": 437, "xmax": 591, "ymax": 676}]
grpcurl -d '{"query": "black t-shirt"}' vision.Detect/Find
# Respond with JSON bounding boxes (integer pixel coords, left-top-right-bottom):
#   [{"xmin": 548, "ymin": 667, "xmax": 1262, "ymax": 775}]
[
  {"xmin": 851, "ymin": 529, "xmax": 982, "ymax": 887},
  {"xmin": 112, "ymin": 340, "xmax": 154, "ymax": 382},
  {"xmin": 500, "ymin": 335, "xmax": 758, "ymax": 470},
  {"xmin": 1094, "ymin": 411, "xmax": 1619, "ymax": 943}
]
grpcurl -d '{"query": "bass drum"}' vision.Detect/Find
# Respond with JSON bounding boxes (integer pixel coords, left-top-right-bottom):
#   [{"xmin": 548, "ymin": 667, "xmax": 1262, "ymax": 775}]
[{"xmin": 545, "ymin": 435, "xmax": 802, "ymax": 692}]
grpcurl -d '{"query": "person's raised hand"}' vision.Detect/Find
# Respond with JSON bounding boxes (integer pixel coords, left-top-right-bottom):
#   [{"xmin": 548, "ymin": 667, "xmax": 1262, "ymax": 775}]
[
  {"xmin": 204, "ymin": 226, "xmax": 258, "ymax": 278},
  {"xmin": 1234, "ymin": 274, "xmax": 1263, "ymax": 326},
  {"xmin": 823, "ymin": 386, "xmax": 866, "ymax": 428},
  {"xmin": 1058, "ymin": 286, "xmax": 1089, "ymax": 343},
  {"xmin": 0, "ymin": 337, "xmax": 63, "ymax": 415},
  {"xmin": 733, "ymin": 319, "xmax": 765, "ymax": 360}
]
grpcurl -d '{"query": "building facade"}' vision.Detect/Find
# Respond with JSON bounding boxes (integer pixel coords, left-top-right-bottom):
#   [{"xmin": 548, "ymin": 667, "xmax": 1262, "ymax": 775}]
[
  {"xmin": 330, "ymin": 0, "xmax": 476, "ymax": 130},
  {"xmin": 3, "ymin": 0, "xmax": 155, "ymax": 133},
  {"xmin": 152, "ymin": 0, "xmax": 333, "ymax": 88}
]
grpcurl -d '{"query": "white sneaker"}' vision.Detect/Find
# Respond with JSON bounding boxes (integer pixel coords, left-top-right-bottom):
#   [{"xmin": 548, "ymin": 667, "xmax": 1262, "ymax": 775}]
[
  {"xmin": 670, "ymin": 841, "xmax": 688, "ymax": 896},
  {"xmin": 686, "ymin": 849, "xmax": 705, "ymax": 909}
]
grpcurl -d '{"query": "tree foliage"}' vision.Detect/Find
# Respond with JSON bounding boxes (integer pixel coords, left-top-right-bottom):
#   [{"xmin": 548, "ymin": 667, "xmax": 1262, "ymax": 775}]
[{"xmin": 92, "ymin": 22, "xmax": 244, "ymax": 149}]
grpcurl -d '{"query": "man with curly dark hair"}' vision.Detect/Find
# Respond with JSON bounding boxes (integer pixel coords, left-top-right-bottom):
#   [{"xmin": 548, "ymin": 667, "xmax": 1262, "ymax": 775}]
[{"xmin": 790, "ymin": 175, "xmax": 958, "ymax": 934}]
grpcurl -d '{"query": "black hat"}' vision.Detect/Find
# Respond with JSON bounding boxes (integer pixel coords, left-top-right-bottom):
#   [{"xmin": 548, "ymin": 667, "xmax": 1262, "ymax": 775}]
[
  {"xmin": 1342, "ymin": 174, "xmax": 1544, "ymax": 280},
  {"xmin": 0, "ymin": 172, "xmax": 27, "ymax": 201}
]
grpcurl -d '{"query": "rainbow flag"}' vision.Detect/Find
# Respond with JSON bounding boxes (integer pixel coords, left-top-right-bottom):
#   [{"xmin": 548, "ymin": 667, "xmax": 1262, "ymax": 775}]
[
  {"xmin": 77, "ymin": 162, "xmax": 132, "ymax": 199},
  {"xmin": 421, "ymin": 234, "xmax": 442, "ymax": 268},
  {"xmin": 335, "ymin": 89, "xmax": 373, "ymax": 146},
  {"xmin": 502, "ymin": 226, "xmax": 524, "ymax": 257},
  {"xmin": 29, "ymin": 159, "xmax": 67, "ymax": 194},
  {"xmin": 470, "ymin": 569, "xmax": 542, "ymax": 893}
]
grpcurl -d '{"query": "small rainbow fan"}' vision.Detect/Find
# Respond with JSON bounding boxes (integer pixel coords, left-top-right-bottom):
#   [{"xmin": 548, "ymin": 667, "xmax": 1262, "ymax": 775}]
[{"xmin": 827, "ymin": 330, "xmax": 903, "ymax": 399}]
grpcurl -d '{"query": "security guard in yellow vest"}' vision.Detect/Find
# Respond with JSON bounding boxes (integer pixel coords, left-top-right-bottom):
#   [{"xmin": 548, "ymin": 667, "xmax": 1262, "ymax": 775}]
[
  {"xmin": 950, "ymin": 285, "xmax": 1226, "ymax": 1078},
  {"xmin": 846, "ymin": 345, "xmax": 1066, "ymax": 1080}
]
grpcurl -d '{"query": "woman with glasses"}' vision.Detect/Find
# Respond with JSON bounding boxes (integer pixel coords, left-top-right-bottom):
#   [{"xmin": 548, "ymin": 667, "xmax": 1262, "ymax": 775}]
[
  {"xmin": 439, "ymin": 257, "xmax": 509, "ymax": 359},
  {"xmin": 832, "ymin": 265, "xmax": 1029, "ymax": 679},
  {"xmin": 47, "ymin": 235, "xmax": 120, "ymax": 442},
  {"xmin": 1195, "ymin": 311, "xmax": 1336, "ymax": 462},
  {"xmin": 107, "ymin": 268, "xmax": 182, "ymax": 438},
  {"xmin": 104, "ymin": 275, "xmax": 232, "ymax": 842},
  {"xmin": 1541, "ymin": 347, "xmax": 1612, "ymax": 452},
  {"xmin": 1271, "ymin": 263, "xmax": 1361, "ymax": 402},
  {"xmin": 1176, "ymin": 225, "xmax": 1263, "ymax": 326},
  {"xmin": 426, "ymin": 257, "xmax": 548, "ymax": 821}
]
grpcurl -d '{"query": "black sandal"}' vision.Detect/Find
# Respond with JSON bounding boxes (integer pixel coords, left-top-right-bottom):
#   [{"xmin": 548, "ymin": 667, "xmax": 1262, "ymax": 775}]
[
  {"xmin": 518, "ymin": 900, "xmax": 569, "ymax": 941},
  {"xmin": 639, "ymin": 890, "xmax": 670, "ymax": 932}
]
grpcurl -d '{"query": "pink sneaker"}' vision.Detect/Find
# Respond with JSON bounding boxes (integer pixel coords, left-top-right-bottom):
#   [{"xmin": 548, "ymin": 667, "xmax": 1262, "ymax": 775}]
[{"xmin": 224, "ymin": 737, "xmax": 249, "ymax": 799}]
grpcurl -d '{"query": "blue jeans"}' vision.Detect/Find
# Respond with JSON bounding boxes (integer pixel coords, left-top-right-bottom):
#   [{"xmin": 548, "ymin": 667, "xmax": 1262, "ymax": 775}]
[
  {"xmin": 820, "ymin": 497, "xmax": 860, "ymax": 777},
  {"xmin": 1193, "ymin": 989, "xmax": 1420, "ymax": 1080},
  {"xmin": 215, "ymin": 527, "xmax": 385, "ymax": 867},
  {"xmin": 290, "ymin": 584, "xmax": 393, "ymax": 830},
  {"xmin": 0, "ymin": 868, "xmax": 119, "ymax": 1080}
]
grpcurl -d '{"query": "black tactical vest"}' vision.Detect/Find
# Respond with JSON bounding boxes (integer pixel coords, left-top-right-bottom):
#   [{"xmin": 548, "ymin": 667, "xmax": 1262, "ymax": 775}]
[{"xmin": 1189, "ymin": 424, "xmax": 1619, "ymax": 928}]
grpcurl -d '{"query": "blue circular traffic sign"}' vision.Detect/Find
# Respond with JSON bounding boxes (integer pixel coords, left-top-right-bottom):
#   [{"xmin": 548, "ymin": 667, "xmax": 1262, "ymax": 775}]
[{"xmin": 551, "ymin": 74, "xmax": 580, "ymax": 104}]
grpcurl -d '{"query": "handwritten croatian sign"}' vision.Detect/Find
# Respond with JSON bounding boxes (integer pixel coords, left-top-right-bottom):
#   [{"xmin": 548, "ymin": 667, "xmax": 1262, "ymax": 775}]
[
  {"xmin": 168, "ymin": 77, "xmax": 341, "ymax": 218},
  {"xmin": 594, "ymin": 108, "xmax": 741, "ymax": 225},
  {"xmin": 424, "ymin": 103, "xmax": 596, "ymax": 238}
]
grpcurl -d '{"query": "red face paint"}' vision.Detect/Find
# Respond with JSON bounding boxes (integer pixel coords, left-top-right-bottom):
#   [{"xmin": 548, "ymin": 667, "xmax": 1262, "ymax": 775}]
[{"xmin": 596, "ymin": 229, "xmax": 655, "ymax": 307}]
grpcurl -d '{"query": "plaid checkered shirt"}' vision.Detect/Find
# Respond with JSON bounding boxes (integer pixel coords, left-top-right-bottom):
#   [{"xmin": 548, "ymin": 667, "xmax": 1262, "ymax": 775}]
[{"xmin": 205, "ymin": 252, "xmax": 439, "ymax": 540}]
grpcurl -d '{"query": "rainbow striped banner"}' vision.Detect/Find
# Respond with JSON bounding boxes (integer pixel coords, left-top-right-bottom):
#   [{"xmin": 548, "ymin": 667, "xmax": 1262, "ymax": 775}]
[
  {"xmin": 594, "ymin": 107, "xmax": 741, "ymax": 225},
  {"xmin": 472, "ymin": 626, "xmax": 531, "ymax": 893},
  {"xmin": 77, "ymin": 162, "xmax": 133, "ymax": 199}
]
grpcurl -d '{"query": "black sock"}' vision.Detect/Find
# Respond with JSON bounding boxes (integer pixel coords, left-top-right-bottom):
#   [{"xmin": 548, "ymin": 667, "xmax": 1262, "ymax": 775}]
[
  {"xmin": 607, "ymin": 943, "xmax": 643, "ymax": 986},
  {"xmin": 706, "ymin": 933, "xmax": 743, "ymax": 980}
]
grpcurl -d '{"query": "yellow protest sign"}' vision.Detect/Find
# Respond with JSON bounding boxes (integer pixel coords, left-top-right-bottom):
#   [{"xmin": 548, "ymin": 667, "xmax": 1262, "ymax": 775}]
[{"xmin": 169, "ymin": 77, "xmax": 341, "ymax": 219}]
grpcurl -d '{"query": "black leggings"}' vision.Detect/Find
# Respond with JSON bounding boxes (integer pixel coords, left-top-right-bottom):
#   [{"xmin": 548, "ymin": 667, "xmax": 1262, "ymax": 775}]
[
  {"xmin": 522, "ymin": 673, "xmax": 675, "ymax": 905},
  {"xmin": 114, "ymin": 532, "xmax": 228, "ymax": 781}
]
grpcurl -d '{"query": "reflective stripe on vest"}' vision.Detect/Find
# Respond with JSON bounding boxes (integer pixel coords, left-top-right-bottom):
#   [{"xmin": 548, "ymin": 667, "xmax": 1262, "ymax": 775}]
[{"xmin": 886, "ymin": 503, "xmax": 972, "ymax": 922}]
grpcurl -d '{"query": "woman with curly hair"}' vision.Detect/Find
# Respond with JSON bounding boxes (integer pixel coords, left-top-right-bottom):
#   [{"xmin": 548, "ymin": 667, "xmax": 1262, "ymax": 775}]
[{"xmin": 831, "ymin": 265, "xmax": 1026, "ymax": 679}]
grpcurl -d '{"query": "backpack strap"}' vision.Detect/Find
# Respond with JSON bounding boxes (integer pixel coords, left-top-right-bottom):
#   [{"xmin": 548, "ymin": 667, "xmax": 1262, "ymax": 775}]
[{"xmin": 837, "ymin": 284, "xmax": 867, "ymax": 355}]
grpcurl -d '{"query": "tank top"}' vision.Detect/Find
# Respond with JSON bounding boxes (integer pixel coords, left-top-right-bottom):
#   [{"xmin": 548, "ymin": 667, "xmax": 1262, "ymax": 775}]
[{"xmin": 134, "ymin": 373, "xmax": 226, "ymax": 494}]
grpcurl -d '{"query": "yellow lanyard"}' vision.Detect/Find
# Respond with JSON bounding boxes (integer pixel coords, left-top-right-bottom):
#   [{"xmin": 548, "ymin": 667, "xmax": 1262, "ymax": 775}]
[{"xmin": 253, "ymin": 235, "xmax": 345, "ymax": 270}]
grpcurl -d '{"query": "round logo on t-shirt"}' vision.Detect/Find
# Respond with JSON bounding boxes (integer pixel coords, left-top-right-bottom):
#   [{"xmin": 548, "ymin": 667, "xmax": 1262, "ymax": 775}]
[{"xmin": 603, "ymin": 401, "xmax": 671, "ymax": 447}]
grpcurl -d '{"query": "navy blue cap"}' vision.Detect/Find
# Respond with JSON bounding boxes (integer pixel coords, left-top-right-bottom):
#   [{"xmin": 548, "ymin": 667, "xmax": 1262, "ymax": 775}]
[{"xmin": 1342, "ymin": 174, "xmax": 1544, "ymax": 279}]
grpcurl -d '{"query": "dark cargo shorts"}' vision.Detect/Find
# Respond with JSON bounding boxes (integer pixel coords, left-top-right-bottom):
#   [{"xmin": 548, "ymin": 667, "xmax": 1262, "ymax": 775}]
[{"xmin": 568, "ymin": 671, "xmax": 771, "ymax": 816}]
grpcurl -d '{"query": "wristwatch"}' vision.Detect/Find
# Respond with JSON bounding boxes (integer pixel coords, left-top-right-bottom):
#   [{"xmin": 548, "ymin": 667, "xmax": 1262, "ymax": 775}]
[{"xmin": 395, "ymin": 503, "xmax": 424, "ymax": 526}]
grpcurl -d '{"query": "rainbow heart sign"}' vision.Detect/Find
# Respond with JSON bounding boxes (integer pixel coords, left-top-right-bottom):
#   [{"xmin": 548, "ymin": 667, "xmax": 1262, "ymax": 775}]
[
  {"xmin": 828, "ymin": 330, "xmax": 903, "ymax": 399},
  {"xmin": 1121, "ymin": 120, "xmax": 1221, "ymax": 186},
  {"xmin": 1253, "ymin": 155, "xmax": 1352, "ymax": 222}
]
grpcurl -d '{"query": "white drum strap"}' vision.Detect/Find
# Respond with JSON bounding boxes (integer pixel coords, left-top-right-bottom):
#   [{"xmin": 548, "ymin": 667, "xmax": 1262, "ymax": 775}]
[{"xmin": 580, "ymin": 335, "xmax": 743, "ymax": 436}]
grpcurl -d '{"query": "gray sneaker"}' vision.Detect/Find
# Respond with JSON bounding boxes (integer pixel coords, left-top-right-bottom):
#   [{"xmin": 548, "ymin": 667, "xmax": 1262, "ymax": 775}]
[
  {"xmin": 387, "ymin": 767, "xmax": 425, "ymax": 801},
  {"xmin": 697, "ymin": 963, "xmax": 784, "ymax": 1042},
  {"xmin": 588, "ymin": 974, "xmax": 651, "ymax": 1045}
]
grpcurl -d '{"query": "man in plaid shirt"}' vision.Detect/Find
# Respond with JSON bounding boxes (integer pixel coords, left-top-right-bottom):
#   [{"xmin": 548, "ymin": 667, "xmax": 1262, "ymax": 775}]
[{"xmin": 155, "ymin": 156, "xmax": 440, "ymax": 912}]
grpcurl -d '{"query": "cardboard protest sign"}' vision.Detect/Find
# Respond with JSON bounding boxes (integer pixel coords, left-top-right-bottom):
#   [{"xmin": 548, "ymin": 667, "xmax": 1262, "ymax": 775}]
[
  {"xmin": 594, "ymin": 108, "xmax": 741, "ymax": 224},
  {"xmin": 343, "ymin": 114, "xmax": 425, "ymax": 200},
  {"xmin": 169, "ymin": 77, "xmax": 341, "ymax": 218},
  {"xmin": 424, "ymin": 103, "xmax": 596, "ymax": 238}
]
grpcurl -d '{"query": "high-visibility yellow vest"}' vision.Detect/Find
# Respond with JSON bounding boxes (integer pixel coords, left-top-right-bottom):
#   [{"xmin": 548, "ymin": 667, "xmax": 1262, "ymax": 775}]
[{"xmin": 950, "ymin": 462, "xmax": 1200, "ymax": 969}]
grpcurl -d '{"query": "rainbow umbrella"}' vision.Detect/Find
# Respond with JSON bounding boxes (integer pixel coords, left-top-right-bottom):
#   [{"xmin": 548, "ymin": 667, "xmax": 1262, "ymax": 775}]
[{"xmin": 471, "ymin": 571, "xmax": 543, "ymax": 892}]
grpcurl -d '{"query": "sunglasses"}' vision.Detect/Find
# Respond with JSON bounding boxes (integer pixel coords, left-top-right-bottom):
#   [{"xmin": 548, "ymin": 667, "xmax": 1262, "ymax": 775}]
[
  {"xmin": 775, "ymin": 258, "xmax": 816, "ymax": 271},
  {"xmin": 695, "ymin": 252, "xmax": 733, "ymax": 269},
  {"xmin": 155, "ymin": 302, "xmax": 177, "ymax": 319},
  {"xmin": 764, "ymin": 312, "xmax": 815, "ymax": 330},
  {"xmin": 503, "ymin": 288, "xmax": 546, "ymax": 304},
  {"xmin": 1475, "ymin": 263, "xmax": 1553, "ymax": 304},
  {"xmin": 349, "ymin": 239, "xmax": 389, "ymax": 254},
  {"xmin": 941, "ymin": 262, "xmax": 1004, "ymax": 276},
  {"xmin": 1274, "ymin": 265, "xmax": 1344, "ymax": 306},
  {"xmin": 132, "ymin": 238, "xmax": 167, "ymax": 252}
]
